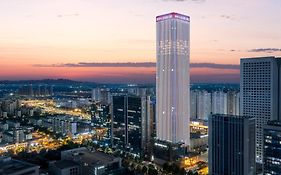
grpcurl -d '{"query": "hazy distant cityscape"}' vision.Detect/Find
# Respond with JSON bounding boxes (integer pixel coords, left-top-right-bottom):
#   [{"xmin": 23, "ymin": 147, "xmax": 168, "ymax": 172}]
[{"xmin": 0, "ymin": 79, "xmax": 239, "ymax": 174}]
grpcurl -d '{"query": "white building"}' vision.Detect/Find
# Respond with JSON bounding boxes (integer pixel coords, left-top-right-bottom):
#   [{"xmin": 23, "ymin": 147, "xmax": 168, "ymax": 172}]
[
  {"xmin": 240, "ymin": 56, "xmax": 280, "ymax": 162},
  {"xmin": 211, "ymin": 91, "xmax": 227, "ymax": 115},
  {"xmin": 156, "ymin": 12, "xmax": 190, "ymax": 145},
  {"xmin": 197, "ymin": 91, "xmax": 211, "ymax": 120},
  {"xmin": 92, "ymin": 88, "xmax": 101, "ymax": 102},
  {"xmin": 227, "ymin": 91, "xmax": 240, "ymax": 115},
  {"xmin": 52, "ymin": 116, "xmax": 77, "ymax": 136},
  {"xmin": 190, "ymin": 90, "xmax": 197, "ymax": 119}
]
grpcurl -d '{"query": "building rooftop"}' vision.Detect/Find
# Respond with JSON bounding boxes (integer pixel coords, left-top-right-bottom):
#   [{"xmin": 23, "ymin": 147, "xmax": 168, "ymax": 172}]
[
  {"xmin": 52, "ymin": 160, "xmax": 79, "ymax": 169},
  {"xmin": 156, "ymin": 12, "xmax": 190, "ymax": 22},
  {"xmin": 241, "ymin": 56, "xmax": 281, "ymax": 61},
  {"xmin": 61, "ymin": 147, "xmax": 119, "ymax": 167},
  {"xmin": 211, "ymin": 114, "xmax": 255, "ymax": 120},
  {"xmin": 0, "ymin": 156, "xmax": 39, "ymax": 174}
]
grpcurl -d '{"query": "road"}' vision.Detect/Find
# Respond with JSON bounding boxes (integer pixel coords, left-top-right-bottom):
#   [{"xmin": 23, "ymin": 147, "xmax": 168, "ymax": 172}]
[{"xmin": 22, "ymin": 99, "xmax": 91, "ymax": 120}]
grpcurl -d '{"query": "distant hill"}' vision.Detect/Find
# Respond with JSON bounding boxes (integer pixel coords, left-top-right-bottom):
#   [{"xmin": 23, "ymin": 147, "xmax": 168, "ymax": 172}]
[{"xmin": 0, "ymin": 79, "xmax": 98, "ymax": 86}]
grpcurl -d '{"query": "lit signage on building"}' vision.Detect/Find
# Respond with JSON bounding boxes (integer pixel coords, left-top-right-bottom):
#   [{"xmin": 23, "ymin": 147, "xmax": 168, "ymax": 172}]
[{"xmin": 156, "ymin": 12, "xmax": 190, "ymax": 22}]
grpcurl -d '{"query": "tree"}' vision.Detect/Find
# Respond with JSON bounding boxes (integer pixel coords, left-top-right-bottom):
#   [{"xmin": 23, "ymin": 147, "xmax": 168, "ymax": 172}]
[
  {"xmin": 179, "ymin": 168, "xmax": 186, "ymax": 175},
  {"xmin": 91, "ymin": 104, "xmax": 98, "ymax": 113},
  {"xmin": 130, "ymin": 162, "xmax": 135, "ymax": 170},
  {"xmin": 171, "ymin": 163, "xmax": 180, "ymax": 174},
  {"xmin": 148, "ymin": 167, "xmax": 158, "ymax": 175},
  {"xmin": 142, "ymin": 166, "xmax": 148, "ymax": 174},
  {"xmin": 163, "ymin": 162, "xmax": 170, "ymax": 172},
  {"xmin": 136, "ymin": 165, "xmax": 142, "ymax": 173}
]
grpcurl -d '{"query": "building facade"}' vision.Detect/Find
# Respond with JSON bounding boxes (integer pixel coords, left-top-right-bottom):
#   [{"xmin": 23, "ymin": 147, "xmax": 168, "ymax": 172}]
[
  {"xmin": 240, "ymin": 57, "xmax": 281, "ymax": 162},
  {"xmin": 156, "ymin": 12, "xmax": 190, "ymax": 145},
  {"xmin": 263, "ymin": 121, "xmax": 281, "ymax": 174},
  {"xmin": 211, "ymin": 91, "xmax": 227, "ymax": 115},
  {"xmin": 227, "ymin": 91, "xmax": 240, "ymax": 115},
  {"xmin": 197, "ymin": 90, "xmax": 212, "ymax": 120},
  {"xmin": 208, "ymin": 114, "xmax": 256, "ymax": 175},
  {"xmin": 111, "ymin": 95, "xmax": 152, "ymax": 156}
]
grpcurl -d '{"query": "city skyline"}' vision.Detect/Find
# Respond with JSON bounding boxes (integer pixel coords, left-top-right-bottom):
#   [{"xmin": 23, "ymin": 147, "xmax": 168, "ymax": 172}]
[{"xmin": 0, "ymin": 0, "xmax": 281, "ymax": 83}]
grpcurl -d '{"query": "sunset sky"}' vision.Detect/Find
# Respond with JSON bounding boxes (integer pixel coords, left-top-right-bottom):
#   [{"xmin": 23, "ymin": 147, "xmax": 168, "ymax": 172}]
[{"xmin": 0, "ymin": 0, "xmax": 280, "ymax": 83}]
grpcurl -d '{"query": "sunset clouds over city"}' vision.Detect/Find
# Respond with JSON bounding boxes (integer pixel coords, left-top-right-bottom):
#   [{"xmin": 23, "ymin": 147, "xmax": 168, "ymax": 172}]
[{"xmin": 0, "ymin": 0, "xmax": 280, "ymax": 83}]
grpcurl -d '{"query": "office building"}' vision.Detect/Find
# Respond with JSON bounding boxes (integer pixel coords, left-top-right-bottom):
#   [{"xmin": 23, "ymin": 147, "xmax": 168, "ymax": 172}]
[
  {"xmin": 240, "ymin": 56, "xmax": 281, "ymax": 162},
  {"xmin": 156, "ymin": 12, "xmax": 190, "ymax": 145},
  {"xmin": 111, "ymin": 95, "xmax": 152, "ymax": 156},
  {"xmin": 153, "ymin": 140, "xmax": 185, "ymax": 161},
  {"xmin": 263, "ymin": 121, "xmax": 281, "ymax": 174},
  {"xmin": 208, "ymin": 114, "xmax": 256, "ymax": 175}
]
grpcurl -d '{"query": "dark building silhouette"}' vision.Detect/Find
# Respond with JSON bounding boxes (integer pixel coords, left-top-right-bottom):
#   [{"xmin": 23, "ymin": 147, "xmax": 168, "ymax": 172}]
[{"xmin": 208, "ymin": 114, "xmax": 256, "ymax": 175}]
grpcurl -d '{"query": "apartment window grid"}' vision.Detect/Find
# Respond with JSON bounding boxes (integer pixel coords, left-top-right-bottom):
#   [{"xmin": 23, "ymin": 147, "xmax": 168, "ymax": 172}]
[{"xmin": 241, "ymin": 59, "xmax": 275, "ymax": 162}]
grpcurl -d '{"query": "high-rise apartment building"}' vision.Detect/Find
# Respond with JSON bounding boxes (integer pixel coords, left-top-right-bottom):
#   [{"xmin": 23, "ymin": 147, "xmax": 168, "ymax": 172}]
[
  {"xmin": 197, "ymin": 90, "xmax": 211, "ymax": 120},
  {"xmin": 156, "ymin": 12, "xmax": 190, "ymax": 145},
  {"xmin": 208, "ymin": 114, "xmax": 256, "ymax": 175},
  {"xmin": 227, "ymin": 91, "xmax": 240, "ymax": 115},
  {"xmin": 240, "ymin": 56, "xmax": 281, "ymax": 162},
  {"xmin": 211, "ymin": 91, "xmax": 227, "ymax": 115},
  {"xmin": 190, "ymin": 90, "xmax": 197, "ymax": 119},
  {"xmin": 92, "ymin": 88, "xmax": 101, "ymax": 102}
]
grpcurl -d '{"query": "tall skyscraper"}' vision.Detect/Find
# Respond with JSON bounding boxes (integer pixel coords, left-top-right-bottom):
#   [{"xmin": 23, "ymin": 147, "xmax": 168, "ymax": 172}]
[
  {"xmin": 111, "ymin": 95, "xmax": 152, "ymax": 156},
  {"xmin": 156, "ymin": 12, "xmax": 190, "ymax": 145},
  {"xmin": 208, "ymin": 114, "xmax": 256, "ymax": 175},
  {"xmin": 263, "ymin": 121, "xmax": 281, "ymax": 174},
  {"xmin": 240, "ymin": 57, "xmax": 281, "ymax": 162}
]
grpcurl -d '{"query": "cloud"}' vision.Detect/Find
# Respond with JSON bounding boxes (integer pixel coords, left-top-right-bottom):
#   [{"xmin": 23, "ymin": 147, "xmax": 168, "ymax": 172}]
[
  {"xmin": 229, "ymin": 49, "xmax": 242, "ymax": 52},
  {"xmin": 248, "ymin": 48, "xmax": 281, "ymax": 53},
  {"xmin": 33, "ymin": 62, "xmax": 156, "ymax": 68},
  {"xmin": 220, "ymin": 15, "xmax": 235, "ymax": 20},
  {"xmin": 191, "ymin": 63, "xmax": 239, "ymax": 69},
  {"xmin": 57, "ymin": 13, "xmax": 79, "ymax": 18},
  {"xmin": 210, "ymin": 40, "xmax": 218, "ymax": 42},
  {"xmin": 33, "ymin": 62, "xmax": 239, "ymax": 70}
]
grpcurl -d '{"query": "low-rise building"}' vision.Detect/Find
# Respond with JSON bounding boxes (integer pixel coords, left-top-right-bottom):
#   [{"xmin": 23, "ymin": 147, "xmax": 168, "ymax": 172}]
[
  {"xmin": 60, "ymin": 147, "xmax": 122, "ymax": 175},
  {"xmin": 49, "ymin": 160, "xmax": 80, "ymax": 175},
  {"xmin": 0, "ymin": 156, "xmax": 39, "ymax": 175}
]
